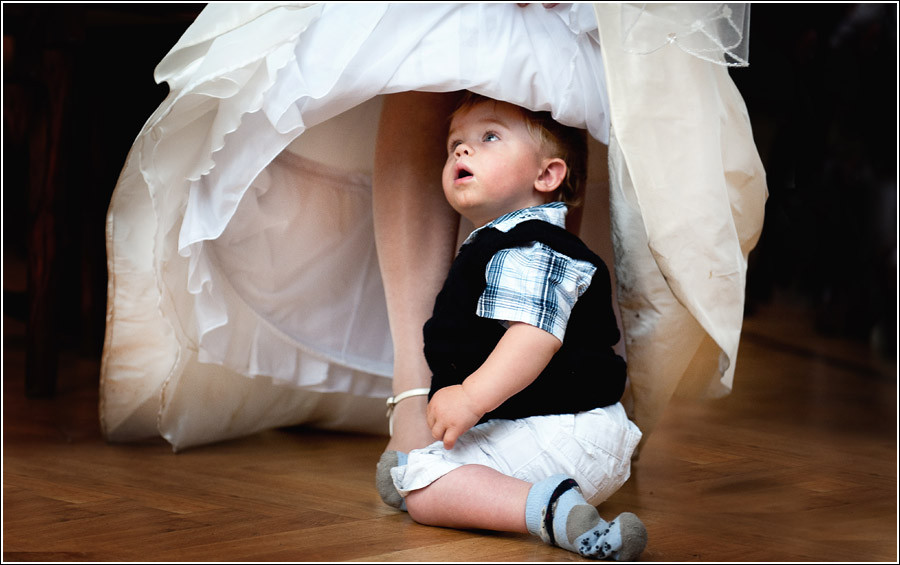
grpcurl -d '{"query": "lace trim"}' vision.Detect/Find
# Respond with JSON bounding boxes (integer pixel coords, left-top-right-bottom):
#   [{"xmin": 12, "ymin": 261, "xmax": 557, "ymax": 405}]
[{"xmin": 621, "ymin": 3, "xmax": 751, "ymax": 67}]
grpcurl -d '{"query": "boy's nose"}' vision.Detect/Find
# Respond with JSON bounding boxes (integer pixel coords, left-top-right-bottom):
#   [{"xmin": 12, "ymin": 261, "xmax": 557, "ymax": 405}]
[{"xmin": 454, "ymin": 143, "xmax": 471, "ymax": 157}]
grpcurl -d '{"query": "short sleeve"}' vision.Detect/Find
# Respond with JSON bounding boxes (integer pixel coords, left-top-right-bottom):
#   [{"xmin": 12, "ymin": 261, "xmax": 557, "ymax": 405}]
[{"xmin": 476, "ymin": 242, "xmax": 597, "ymax": 342}]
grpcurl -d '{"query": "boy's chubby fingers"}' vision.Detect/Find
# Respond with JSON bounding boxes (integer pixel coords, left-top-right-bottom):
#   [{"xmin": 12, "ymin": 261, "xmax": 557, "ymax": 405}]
[
  {"xmin": 441, "ymin": 427, "xmax": 459, "ymax": 450},
  {"xmin": 426, "ymin": 408, "xmax": 457, "ymax": 449},
  {"xmin": 430, "ymin": 419, "xmax": 445, "ymax": 442}
]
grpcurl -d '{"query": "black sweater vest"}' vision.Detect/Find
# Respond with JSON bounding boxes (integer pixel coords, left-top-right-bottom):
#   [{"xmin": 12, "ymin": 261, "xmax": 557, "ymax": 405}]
[{"xmin": 423, "ymin": 220, "xmax": 626, "ymax": 422}]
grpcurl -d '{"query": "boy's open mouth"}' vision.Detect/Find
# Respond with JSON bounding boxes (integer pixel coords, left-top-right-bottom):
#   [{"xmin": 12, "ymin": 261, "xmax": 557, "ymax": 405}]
[{"xmin": 457, "ymin": 168, "xmax": 473, "ymax": 180}]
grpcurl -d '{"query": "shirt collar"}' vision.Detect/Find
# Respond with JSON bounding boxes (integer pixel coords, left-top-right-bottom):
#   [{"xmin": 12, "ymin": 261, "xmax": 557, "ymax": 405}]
[{"xmin": 462, "ymin": 202, "xmax": 568, "ymax": 245}]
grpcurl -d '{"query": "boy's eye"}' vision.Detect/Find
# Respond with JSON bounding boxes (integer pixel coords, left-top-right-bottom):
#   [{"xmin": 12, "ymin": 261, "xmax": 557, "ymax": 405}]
[
  {"xmin": 483, "ymin": 132, "xmax": 499, "ymax": 142},
  {"xmin": 448, "ymin": 140, "xmax": 461, "ymax": 153}
]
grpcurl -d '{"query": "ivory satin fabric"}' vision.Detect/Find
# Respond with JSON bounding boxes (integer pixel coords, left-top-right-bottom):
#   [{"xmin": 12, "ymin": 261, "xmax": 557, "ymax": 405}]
[
  {"xmin": 595, "ymin": 4, "xmax": 766, "ymax": 439},
  {"xmin": 100, "ymin": 3, "xmax": 766, "ymax": 451}
]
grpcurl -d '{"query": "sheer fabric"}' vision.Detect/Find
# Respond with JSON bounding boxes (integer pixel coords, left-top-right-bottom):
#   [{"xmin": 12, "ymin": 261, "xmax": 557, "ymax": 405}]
[{"xmin": 621, "ymin": 3, "xmax": 751, "ymax": 66}]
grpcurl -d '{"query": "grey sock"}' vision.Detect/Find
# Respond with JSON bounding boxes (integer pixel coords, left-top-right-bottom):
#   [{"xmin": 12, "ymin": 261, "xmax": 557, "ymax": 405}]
[
  {"xmin": 526, "ymin": 475, "xmax": 647, "ymax": 561},
  {"xmin": 609, "ymin": 512, "xmax": 648, "ymax": 562},
  {"xmin": 571, "ymin": 511, "xmax": 648, "ymax": 561},
  {"xmin": 375, "ymin": 450, "xmax": 406, "ymax": 510}
]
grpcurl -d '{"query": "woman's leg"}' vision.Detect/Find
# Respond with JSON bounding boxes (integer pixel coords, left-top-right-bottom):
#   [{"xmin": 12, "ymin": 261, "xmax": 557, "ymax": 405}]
[{"xmin": 373, "ymin": 91, "xmax": 463, "ymax": 453}]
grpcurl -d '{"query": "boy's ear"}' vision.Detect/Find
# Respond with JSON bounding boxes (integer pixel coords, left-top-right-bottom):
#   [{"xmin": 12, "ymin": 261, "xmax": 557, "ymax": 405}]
[{"xmin": 534, "ymin": 157, "xmax": 567, "ymax": 194}]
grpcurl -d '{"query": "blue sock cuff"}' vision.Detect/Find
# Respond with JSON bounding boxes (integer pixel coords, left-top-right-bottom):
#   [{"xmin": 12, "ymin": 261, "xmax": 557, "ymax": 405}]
[{"xmin": 525, "ymin": 474, "xmax": 572, "ymax": 540}]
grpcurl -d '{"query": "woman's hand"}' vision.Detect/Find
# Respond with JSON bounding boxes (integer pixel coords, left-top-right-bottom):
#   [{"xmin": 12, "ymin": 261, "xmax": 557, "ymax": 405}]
[{"xmin": 426, "ymin": 384, "xmax": 485, "ymax": 450}]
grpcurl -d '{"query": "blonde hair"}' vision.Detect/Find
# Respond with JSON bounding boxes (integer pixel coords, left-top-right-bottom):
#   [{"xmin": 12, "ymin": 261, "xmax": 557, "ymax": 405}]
[{"xmin": 449, "ymin": 92, "xmax": 588, "ymax": 206}]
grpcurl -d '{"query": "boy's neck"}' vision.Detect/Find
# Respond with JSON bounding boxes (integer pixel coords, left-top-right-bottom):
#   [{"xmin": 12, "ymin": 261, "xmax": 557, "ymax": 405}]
[
  {"xmin": 469, "ymin": 201, "xmax": 565, "ymax": 230},
  {"xmin": 469, "ymin": 200, "xmax": 559, "ymax": 229}
]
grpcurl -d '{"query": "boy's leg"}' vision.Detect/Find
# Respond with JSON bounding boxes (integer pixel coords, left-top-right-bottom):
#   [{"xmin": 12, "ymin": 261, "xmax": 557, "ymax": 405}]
[
  {"xmin": 404, "ymin": 465, "xmax": 646, "ymax": 561},
  {"xmin": 404, "ymin": 464, "xmax": 530, "ymax": 532}
]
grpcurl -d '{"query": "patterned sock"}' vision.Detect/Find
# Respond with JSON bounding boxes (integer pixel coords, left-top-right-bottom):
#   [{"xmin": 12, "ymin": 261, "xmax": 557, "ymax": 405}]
[
  {"xmin": 375, "ymin": 450, "xmax": 408, "ymax": 511},
  {"xmin": 525, "ymin": 475, "xmax": 647, "ymax": 561}
]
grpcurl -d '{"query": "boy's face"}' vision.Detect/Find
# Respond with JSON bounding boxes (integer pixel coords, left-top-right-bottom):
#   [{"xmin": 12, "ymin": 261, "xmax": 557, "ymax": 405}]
[{"xmin": 442, "ymin": 101, "xmax": 548, "ymax": 228}]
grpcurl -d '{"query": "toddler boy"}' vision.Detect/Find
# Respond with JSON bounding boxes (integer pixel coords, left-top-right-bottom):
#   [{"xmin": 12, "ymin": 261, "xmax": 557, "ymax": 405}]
[{"xmin": 378, "ymin": 93, "xmax": 646, "ymax": 561}]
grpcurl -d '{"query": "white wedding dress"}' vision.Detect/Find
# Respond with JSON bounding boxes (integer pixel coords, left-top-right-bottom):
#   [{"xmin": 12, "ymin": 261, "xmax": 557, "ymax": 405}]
[{"xmin": 100, "ymin": 3, "xmax": 767, "ymax": 451}]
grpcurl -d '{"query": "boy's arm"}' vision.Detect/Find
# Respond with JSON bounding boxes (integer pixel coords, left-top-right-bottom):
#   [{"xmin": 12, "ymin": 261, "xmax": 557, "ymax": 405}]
[{"xmin": 427, "ymin": 321, "xmax": 562, "ymax": 449}]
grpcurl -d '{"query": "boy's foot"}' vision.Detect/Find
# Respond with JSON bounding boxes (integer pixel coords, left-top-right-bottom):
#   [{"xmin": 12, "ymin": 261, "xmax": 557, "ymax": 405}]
[
  {"xmin": 375, "ymin": 450, "xmax": 407, "ymax": 510},
  {"xmin": 570, "ymin": 509, "xmax": 647, "ymax": 561},
  {"xmin": 526, "ymin": 475, "xmax": 647, "ymax": 561}
]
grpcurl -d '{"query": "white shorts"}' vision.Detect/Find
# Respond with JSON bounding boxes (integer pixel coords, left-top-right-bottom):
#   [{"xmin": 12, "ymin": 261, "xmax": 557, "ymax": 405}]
[{"xmin": 391, "ymin": 402, "xmax": 642, "ymax": 506}]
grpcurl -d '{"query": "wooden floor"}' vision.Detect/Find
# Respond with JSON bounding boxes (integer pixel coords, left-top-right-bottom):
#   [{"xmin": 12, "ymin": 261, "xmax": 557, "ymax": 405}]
[{"xmin": 2, "ymin": 297, "xmax": 897, "ymax": 562}]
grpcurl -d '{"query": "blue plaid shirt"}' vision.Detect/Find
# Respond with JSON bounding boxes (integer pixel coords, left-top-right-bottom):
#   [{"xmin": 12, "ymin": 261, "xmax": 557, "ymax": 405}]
[{"xmin": 462, "ymin": 203, "xmax": 598, "ymax": 342}]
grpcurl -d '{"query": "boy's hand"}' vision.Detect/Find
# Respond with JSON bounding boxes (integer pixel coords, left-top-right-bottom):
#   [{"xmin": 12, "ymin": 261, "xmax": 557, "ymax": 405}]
[
  {"xmin": 426, "ymin": 322, "xmax": 562, "ymax": 450},
  {"xmin": 426, "ymin": 384, "xmax": 484, "ymax": 450}
]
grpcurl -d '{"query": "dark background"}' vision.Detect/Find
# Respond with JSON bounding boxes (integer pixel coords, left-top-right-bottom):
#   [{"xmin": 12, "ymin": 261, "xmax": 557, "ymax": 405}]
[
  {"xmin": 730, "ymin": 3, "xmax": 896, "ymax": 354},
  {"xmin": 3, "ymin": 3, "xmax": 896, "ymax": 396}
]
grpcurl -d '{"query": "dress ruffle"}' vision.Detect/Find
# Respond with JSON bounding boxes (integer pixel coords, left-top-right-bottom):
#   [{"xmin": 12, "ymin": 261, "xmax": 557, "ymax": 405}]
[
  {"xmin": 102, "ymin": 2, "xmax": 768, "ymax": 452},
  {"xmin": 101, "ymin": 3, "xmax": 612, "ymax": 449}
]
